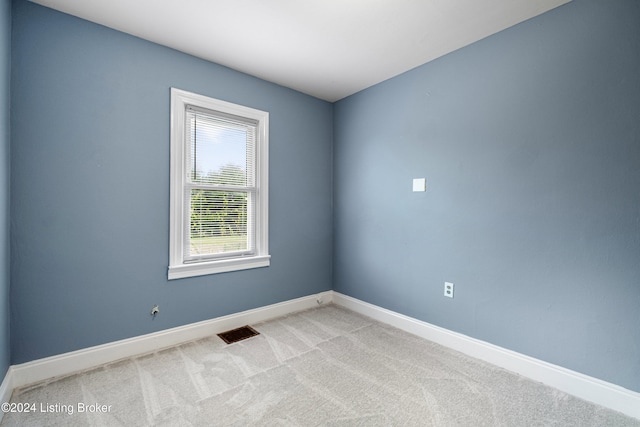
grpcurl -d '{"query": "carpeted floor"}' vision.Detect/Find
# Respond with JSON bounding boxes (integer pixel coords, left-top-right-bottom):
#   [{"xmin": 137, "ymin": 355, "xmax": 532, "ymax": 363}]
[{"xmin": 2, "ymin": 304, "xmax": 639, "ymax": 426}]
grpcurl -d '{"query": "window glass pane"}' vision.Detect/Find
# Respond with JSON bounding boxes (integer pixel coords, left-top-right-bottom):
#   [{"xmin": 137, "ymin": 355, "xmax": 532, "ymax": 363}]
[
  {"xmin": 188, "ymin": 189, "xmax": 251, "ymax": 258},
  {"xmin": 186, "ymin": 108, "xmax": 255, "ymax": 187}
]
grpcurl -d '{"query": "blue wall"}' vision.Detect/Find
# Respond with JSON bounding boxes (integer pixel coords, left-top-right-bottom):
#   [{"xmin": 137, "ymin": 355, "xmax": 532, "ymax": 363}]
[
  {"xmin": 0, "ymin": 0, "xmax": 10, "ymax": 379},
  {"xmin": 334, "ymin": 0, "xmax": 640, "ymax": 392},
  {"xmin": 10, "ymin": 0, "xmax": 333, "ymax": 363}
]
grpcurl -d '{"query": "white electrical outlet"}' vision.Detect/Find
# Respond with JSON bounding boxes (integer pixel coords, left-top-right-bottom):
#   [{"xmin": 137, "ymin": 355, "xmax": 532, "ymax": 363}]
[{"xmin": 444, "ymin": 282, "xmax": 454, "ymax": 298}]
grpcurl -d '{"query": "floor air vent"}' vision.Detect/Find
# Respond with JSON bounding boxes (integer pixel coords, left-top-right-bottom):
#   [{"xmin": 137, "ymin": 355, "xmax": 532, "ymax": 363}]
[{"xmin": 217, "ymin": 325, "xmax": 260, "ymax": 344}]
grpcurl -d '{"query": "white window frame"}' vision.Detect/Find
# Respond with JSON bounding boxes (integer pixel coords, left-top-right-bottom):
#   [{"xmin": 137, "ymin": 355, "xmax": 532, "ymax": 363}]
[{"xmin": 169, "ymin": 88, "xmax": 270, "ymax": 279}]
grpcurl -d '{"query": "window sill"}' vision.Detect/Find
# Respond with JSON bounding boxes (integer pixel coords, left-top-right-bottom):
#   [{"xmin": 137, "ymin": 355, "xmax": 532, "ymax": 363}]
[{"xmin": 168, "ymin": 255, "xmax": 271, "ymax": 280}]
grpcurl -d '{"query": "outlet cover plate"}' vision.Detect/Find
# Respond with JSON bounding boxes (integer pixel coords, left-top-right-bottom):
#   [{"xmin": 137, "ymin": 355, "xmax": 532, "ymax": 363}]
[{"xmin": 444, "ymin": 282, "xmax": 454, "ymax": 298}]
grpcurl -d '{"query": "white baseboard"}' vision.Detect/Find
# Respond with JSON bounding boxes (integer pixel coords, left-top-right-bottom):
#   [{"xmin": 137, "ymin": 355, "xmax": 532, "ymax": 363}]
[
  {"xmin": 331, "ymin": 291, "xmax": 640, "ymax": 420},
  {"xmin": 3, "ymin": 290, "xmax": 639, "ymax": 421},
  {"xmin": 9, "ymin": 291, "xmax": 332, "ymax": 390},
  {"xmin": 0, "ymin": 366, "xmax": 14, "ymax": 423}
]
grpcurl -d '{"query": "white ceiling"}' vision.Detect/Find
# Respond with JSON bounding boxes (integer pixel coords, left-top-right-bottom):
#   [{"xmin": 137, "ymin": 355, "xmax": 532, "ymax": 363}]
[{"xmin": 30, "ymin": 0, "xmax": 570, "ymax": 102}]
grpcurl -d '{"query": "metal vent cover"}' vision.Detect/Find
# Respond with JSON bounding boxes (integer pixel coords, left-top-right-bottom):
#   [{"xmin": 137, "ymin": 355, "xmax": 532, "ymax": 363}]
[{"xmin": 217, "ymin": 325, "xmax": 260, "ymax": 344}]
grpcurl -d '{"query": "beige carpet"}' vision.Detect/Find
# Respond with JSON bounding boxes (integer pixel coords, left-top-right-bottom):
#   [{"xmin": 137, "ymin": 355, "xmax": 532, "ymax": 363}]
[{"xmin": 2, "ymin": 304, "xmax": 638, "ymax": 426}]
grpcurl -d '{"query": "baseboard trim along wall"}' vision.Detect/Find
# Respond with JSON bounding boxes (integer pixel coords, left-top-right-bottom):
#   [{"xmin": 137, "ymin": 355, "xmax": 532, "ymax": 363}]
[
  {"xmin": 1, "ymin": 290, "xmax": 638, "ymax": 421},
  {"xmin": 0, "ymin": 366, "xmax": 13, "ymax": 422},
  {"xmin": 5, "ymin": 291, "xmax": 332, "ymax": 392},
  {"xmin": 331, "ymin": 291, "xmax": 640, "ymax": 420}
]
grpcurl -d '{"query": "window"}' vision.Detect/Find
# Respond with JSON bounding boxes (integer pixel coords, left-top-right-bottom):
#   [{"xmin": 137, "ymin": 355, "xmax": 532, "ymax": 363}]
[{"xmin": 169, "ymin": 88, "xmax": 269, "ymax": 279}]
